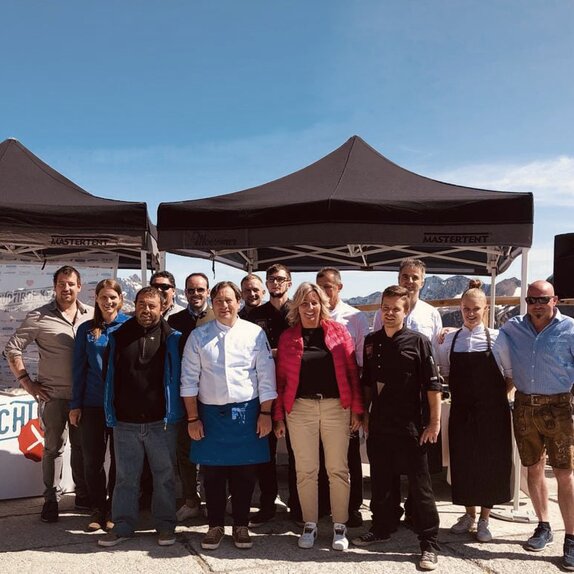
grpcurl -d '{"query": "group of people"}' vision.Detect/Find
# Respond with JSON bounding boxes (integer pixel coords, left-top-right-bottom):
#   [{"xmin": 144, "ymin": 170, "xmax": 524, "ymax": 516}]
[{"xmin": 4, "ymin": 259, "xmax": 573, "ymax": 571}]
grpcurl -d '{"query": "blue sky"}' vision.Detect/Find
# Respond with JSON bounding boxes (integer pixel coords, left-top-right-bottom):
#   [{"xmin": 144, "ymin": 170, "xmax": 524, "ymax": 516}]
[{"xmin": 2, "ymin": 1, "xmax": 573, "ymax": 297}]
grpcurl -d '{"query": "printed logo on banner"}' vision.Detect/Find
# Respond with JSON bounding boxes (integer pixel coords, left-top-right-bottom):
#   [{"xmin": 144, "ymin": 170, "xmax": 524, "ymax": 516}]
[{"xmin": 0, "ymin": 398, "xmax": 37, "ymax": 442}]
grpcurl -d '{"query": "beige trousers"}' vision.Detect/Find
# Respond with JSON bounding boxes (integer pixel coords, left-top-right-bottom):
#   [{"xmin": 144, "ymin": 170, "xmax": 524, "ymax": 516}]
[{"xmin": 286, "ymin": 398, "xmax": 350, "ymax": 524}]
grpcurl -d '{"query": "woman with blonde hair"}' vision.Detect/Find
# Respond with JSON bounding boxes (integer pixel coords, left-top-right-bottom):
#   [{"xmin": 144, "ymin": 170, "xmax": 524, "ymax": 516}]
[
  {"xmin": 437, "ymin": 279, "xmax": 512, "ymax": 543},
  {"xmin": 70, "ymin": 279, "xmax": 129, "ymax": 532},
  {"xmin": 274, "ymin": 282, "xmax": 363, "ymax": 551}
]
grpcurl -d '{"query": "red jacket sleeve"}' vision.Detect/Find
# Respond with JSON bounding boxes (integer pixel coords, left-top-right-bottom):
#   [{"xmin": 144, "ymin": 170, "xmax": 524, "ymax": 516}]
[{"xmin": 273, "ymin": 332, "xmax": 288, "ymax": 421}]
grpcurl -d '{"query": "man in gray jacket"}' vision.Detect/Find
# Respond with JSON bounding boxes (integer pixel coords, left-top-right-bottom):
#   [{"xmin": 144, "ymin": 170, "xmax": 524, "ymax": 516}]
[{"xmin": 5, "ymin": 265, "xmax": 93, "ymax": 523}]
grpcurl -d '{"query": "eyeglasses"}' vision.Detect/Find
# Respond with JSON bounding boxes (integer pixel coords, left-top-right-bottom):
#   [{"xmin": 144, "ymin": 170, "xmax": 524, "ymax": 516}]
[
  {"xmin": 525, "ymin": 296, "xmax": 553, "ymax": 305},
  {"xmin": 151, "ymin": 283, "xmax": 174, "ymax": 292},
  {"xmin": 186, "ymin": 288, "xmax": 206, "ymax": 294},
  {"xmin": 267, "ymin": 276, "xmax": 289, "ymax": 284}
]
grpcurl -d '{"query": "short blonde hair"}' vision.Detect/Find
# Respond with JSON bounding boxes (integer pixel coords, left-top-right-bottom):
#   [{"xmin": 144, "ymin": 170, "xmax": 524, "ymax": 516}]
[{"xmin": 287, "ymin": 282, "xmax": 331, "ymax": 326}]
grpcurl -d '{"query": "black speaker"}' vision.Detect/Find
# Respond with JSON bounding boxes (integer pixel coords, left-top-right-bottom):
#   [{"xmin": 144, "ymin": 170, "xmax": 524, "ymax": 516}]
[{"xmin": 553, "ymin": 233, "xmax": 574, "ymax": 299}]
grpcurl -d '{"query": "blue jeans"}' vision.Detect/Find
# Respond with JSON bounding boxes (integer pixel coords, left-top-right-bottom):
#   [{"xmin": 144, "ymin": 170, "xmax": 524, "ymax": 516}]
[{"xmin": 111, "ymin": 421, "xmax": 177, "ymax": 536}]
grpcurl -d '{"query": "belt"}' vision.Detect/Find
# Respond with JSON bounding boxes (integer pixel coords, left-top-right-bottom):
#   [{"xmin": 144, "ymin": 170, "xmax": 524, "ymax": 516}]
[
  {"xmin": 297, "ymin": 394, "xmax": 338, "ymax": 400},
  {"xmin": 515, "ymin": 392, "xmax": 572, "ymax": 406}
]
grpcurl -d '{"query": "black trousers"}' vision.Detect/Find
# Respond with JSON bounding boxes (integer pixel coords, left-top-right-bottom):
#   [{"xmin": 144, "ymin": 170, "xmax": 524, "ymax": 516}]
[
  {"xmin": 367, "ymin": 434, "xmax": 439, "ymax": 552},
  {"xmin": 176, "ymin": 420, "xmax": 200, "ymax": 504},
  {"xmin": 80, "ymin": 407, "xmax": 114, "ymax": 512},
  {"xmin": 203, "ymin": 464, "xmax": 258, "ymax": 527},
  {"xmin": 255, "ymin": 431, "xmax": 301, "ymax": 516}
]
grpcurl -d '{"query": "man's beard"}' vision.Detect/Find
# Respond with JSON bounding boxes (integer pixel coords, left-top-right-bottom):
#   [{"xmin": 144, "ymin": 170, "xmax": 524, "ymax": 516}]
[{"xmin": 269, "ymin": 291, "xmax": 285, "ymax": 299}]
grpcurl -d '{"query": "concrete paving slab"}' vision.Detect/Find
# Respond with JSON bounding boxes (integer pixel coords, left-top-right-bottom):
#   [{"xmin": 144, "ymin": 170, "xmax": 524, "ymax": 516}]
[{"xmin": 0, "ymin": 468, "xmax": 569, "ymax": 574}]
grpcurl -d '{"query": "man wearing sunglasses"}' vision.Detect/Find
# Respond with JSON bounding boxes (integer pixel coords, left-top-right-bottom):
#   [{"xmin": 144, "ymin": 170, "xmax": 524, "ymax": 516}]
[
  {"xmin": 495, "ymin": 280, "xmax": 574, "ymax": 571},
  {"xmin": 168, "ymin": 273, "xmax": 215, "ymax": 348},
  {"xmin": 150, "ymin": 271, "xmax": 185, "ymax": 319},
  {"xmin": 168, "ymin": 272, "xmax": 215, "ymax": 522}
]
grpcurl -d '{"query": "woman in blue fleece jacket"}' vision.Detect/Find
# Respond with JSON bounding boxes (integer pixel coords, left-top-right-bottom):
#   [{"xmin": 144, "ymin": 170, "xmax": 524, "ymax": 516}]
[{"xmin": 70, "ymin": 279, "xmax": 129, "ymax": 532}]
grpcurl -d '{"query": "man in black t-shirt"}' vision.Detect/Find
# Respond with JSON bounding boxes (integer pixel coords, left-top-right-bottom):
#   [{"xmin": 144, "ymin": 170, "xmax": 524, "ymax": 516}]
[
  {"xmin": 247, "ymin": 264, "xmax": 291, "ymax": 351},
  {"xmin": 352, "ymin": 285, "xmax": 442, "ymax": 572},
  {"xmin": 245, "ymin": 263, "xmax": 296, "ymax": 527}
]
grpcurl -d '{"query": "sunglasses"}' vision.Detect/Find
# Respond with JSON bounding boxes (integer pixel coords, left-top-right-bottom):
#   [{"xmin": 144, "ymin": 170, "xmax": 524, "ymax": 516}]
[
  {"xmin": 186, "ymin": 288, "xmax": 206, "ymax": 294},
  {"xmin": 151, "ymin": 283, "xmax": 174, "ymax": 292},
  {"xmin": 267, "ymin": 276, "xmax": 289, "ymax": 284},
  {"xmin": 525, "ymin": 296, "xmax": 553, "ymax": 305}
]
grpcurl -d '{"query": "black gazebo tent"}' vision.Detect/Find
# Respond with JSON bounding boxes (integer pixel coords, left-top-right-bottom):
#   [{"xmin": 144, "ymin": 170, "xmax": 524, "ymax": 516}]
[
  {"xmin": 157, "ymin": 136, "xmax": 533, "ymax": 276},
  {"xmin": 553, "ymin": 233, "xmax": 574, "ymax": 299},
  {"xmin": 159, "ymin": 135, "xmax": 534, "ymax": 520},
  {"xmin": 0, "ymin": 138, "xmax": 158, "ymax": 271}
]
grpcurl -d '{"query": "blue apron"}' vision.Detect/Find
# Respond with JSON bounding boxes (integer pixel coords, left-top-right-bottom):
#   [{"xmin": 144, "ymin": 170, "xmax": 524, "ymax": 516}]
[{"xmin": 190, "ymin": 397, "xmax": 270, "ymax": 466}]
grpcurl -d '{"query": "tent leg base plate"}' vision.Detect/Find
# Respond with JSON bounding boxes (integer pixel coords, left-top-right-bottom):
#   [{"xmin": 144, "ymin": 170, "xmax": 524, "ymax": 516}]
[{"xmin": 490, "ymin": 506, "xmax": 537, "ymax": 523}]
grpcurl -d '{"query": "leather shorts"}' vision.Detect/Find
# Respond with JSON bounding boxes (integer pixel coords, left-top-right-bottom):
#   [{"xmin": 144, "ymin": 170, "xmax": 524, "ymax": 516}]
[{"xmin": 513, "ymin": 392, "xmax": 573, "ymax": 469}]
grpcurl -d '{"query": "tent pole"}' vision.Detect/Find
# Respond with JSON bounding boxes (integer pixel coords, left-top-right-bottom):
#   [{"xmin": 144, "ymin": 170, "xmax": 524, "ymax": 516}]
[
  {"xmin": 491, "ymin": 247, "xmax": 535, "ymax": 524},
  {"xmin": 140, "ymin": 250, "xmax": 147, "ymax": 286},
  {"xmin": 489, "ymin": 268, "xmax": 496, "ymax": 329},
  {"xmin": 520, "ymin": 247, "xmax": 529, "ymax": 315}
]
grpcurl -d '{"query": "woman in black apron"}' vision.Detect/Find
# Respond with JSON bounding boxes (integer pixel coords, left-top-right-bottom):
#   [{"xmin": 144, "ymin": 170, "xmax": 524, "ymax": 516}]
[{"xmin": 437, "ymin": 280, "xmax": 512, "ymax": 543}]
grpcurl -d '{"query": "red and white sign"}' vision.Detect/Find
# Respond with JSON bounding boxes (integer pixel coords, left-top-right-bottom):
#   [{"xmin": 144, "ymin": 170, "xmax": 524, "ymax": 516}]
[{"xmin": 18, "ymin": 418, "xmax": 44, "ymax": 462}]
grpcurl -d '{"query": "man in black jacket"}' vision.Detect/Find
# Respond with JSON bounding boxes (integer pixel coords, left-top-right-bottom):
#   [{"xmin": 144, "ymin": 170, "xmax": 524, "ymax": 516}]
[
  {"xmin": 352, "ymin": 285, "xmax": 441, "ymax": 571},
  {"xmin": 98, "ymin": 287, "xmax": 184, "ymax": 548}
]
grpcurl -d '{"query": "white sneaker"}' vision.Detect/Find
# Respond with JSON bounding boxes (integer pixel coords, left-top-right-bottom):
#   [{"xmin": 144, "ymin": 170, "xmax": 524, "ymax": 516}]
[
  {"xmin": 476, "ymin": 518, "xmax": 492, "ymax": 542},
  {"xmin": 450, "ymin": 513, "xmax": 476, "ymax": 534},
  {"xmin": 332, "ymin": 523, "xmax": 349, "ymax": 551},
  {"xmin": 176, "ymin": 503, "xmax": 202, "ymax": 521},
  {"xmin": 298, "ymin": 522, "xmax": 318, "ymax": 549}
]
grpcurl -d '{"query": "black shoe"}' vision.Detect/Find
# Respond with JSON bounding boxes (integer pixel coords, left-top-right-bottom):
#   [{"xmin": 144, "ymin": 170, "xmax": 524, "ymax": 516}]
[
  {"xmin": 419, "ymin": 550, "xmax": 438, "ymax": 570},
  {"xmin": 41, "ymin": 500, "xmax": 59, "ymax": 523},
  {"xmin": 248, "ymin": 510, "xmax": 275, "ymax": 528},
  {"xmin": 525, "ymin": 523, "xmax": 553, "ymax": 551},
  {"xmin": 563, "ymin": 537, "xmax": 574, "ymax": 571},
  {"xmin": 346, "ymin": 509, "xmax": 363, "ymax": 528},
  {"xmin": 351, "ymin": 531, "xmax": 391, "ymax": 547},
  {"xmin": 74, "ymin": 495, "xmax": 91, "ymax": 511}
]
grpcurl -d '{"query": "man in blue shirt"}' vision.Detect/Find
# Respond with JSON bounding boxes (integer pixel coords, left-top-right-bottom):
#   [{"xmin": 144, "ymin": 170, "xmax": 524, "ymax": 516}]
[{"xmin": 496, "ymin": 280, "xmax": 574, "ymax": 570}]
